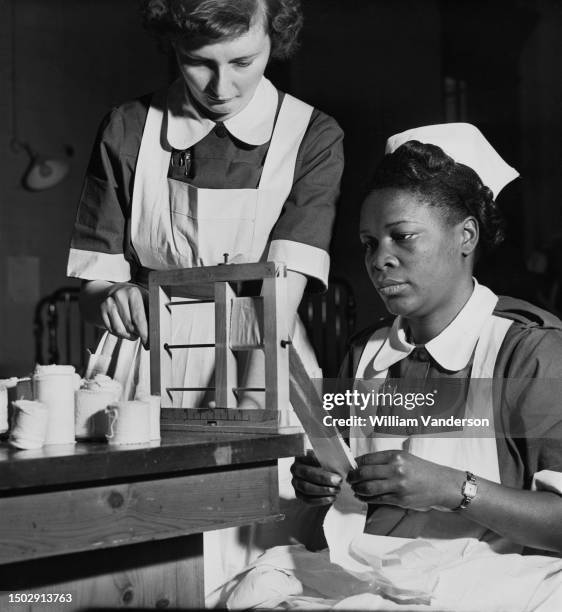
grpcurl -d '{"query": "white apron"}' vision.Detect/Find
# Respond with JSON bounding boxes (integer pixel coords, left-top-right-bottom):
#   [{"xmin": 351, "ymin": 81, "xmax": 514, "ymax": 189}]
[
  {"xmin": 91, "ymin": 80, "xmax": 322, "ymax": 595},
  {"xmin": 323, "ymin": 300, "xmax": 519, "ymax": 574}
]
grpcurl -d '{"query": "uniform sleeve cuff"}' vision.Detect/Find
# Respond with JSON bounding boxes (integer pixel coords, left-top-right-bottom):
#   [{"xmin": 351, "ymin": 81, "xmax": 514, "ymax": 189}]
[
  {"xmin": 267, "ymin": 239, "xmax": 330, "ymax": 291},
  {"xmin": 532, "ymin": 469, "xmax": 562, "ymax": 495},
  {"xmin": 67, "ymin": 248, "xmax": 131, "ymax": 282}
]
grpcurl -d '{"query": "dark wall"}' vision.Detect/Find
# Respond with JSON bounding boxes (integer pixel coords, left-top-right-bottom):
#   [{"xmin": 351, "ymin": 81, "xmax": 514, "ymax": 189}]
[
  {"xmin": 441, "ymin": 0, "xmax": 540, "ymax": 299},
  {"xmin": 519, "ymin": 3, "xmax": 562, "ymax": 254},
  {"xmin": 290, "ymin": 0, "xmax": 443, "ymax": 330},
  {"xmin": 0, "ymin": 0, "xmax": 169, "ymax": 376}
]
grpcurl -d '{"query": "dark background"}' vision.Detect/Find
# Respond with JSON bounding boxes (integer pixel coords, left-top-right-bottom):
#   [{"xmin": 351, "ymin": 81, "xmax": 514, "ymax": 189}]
[{"xmin": 1, "ymin": 0, "xmax": 561, "ymax": 376}]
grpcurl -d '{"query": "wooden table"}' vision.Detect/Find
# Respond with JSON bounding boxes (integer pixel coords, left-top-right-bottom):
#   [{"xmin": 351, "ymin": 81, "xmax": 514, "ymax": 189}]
[{"xmin": 0, "ymin": 430, "xmax": 304, "ymax": 610}]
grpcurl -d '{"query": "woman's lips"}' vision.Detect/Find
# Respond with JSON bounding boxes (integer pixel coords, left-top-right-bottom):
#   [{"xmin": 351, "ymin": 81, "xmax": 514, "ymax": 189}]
[
  {"xmin": 206, "ymin": 96, "xmax": 233, "ymax": 105},
  {"xmin": 376, "ymin": 282, "xmax": 409, "ymax": 297}
]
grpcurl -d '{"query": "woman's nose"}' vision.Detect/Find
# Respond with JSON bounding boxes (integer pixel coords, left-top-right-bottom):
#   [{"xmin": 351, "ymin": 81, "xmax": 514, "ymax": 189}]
[
  {"xmin": 369, "ymin": 246, "xmax": 397, "ymax": 271},
  {"xmin": 208, "ymin": 67, "xmax": 232, "ymax": 98}
]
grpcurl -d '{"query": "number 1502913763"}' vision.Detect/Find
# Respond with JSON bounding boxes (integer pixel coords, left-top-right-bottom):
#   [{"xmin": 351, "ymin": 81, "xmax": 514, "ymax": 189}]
[{"xmin": 8, "ymin": 593, "xmax": 73, "ymax": 604}]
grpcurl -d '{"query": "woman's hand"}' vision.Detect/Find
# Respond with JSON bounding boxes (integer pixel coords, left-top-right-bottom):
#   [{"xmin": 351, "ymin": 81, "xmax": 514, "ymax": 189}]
[
  {"xmin": 100, "ymin": 283, "xmax": 149, "ymax": 346},
  {"xmin": 80, "ymin": 281, "xmax": 149, "ymax": 347},
  {"xmin": 348, "ymin": 450, "xmax": 461, "ymax": 511},
  {"xmin": 349, "ymin": 450, "xmax": 562, "ymax": 553},
  {"xmin": 291, "ymin": 453, "xmax": 343, "ymax": 506}
]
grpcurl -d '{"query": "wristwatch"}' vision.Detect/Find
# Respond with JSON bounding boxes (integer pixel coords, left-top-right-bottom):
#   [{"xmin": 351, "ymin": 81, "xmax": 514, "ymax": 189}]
[{"xmin": 454, "ymin": 471, "xmax": 477, "ymax": 510}]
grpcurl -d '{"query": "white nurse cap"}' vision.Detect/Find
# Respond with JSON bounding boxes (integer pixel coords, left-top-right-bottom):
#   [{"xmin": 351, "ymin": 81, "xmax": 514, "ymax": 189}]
[{"xmin": 385, "ymin": 122, "xmax": 519, "ymax": 200}]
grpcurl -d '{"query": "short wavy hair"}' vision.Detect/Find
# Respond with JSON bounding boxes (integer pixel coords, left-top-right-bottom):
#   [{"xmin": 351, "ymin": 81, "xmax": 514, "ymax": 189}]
[
  {"xmin": 367, "ymin": 140, "xmax": 505, "ymax": 253},
  {"xmin": 140, "ymin": 0, "xmax": 303, "ymax": 59}
]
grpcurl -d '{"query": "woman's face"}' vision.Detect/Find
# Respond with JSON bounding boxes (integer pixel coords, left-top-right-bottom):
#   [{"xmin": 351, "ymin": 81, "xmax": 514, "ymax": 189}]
[
  {"xmin": 174, "ymin": 19, "xmax": 271, "ymax": 121},
  {"xmin": 360, "ymin": 188, "xmax": 475, "ymax": 328}
]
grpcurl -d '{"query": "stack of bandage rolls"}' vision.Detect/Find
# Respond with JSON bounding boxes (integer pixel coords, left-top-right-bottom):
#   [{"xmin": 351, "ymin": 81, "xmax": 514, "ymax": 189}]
[{"xmin": 4, "ymin": 366, "xmax": 159, "ymax": 448}]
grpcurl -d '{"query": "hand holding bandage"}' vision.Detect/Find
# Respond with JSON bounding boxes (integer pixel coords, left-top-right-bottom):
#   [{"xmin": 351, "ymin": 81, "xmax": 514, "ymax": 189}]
[
  {"xmin": 290, "ymin": 452, "xmax": 343, "ymax": 506},
  {"xmin": 348, "ymin": 450, "xmax": 462, "ymax": 512},
  {"xmin": 97, "ymin": 282, "xmax": 149, "ymax": 347}
]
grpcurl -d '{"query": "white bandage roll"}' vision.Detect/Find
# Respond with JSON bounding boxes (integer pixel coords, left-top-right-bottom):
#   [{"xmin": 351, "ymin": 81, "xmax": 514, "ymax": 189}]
[
  {"xmin": 81, "ymin": 374, "xmax": 122, "ymax": 398},
  {"xmin": 10, "ymin": 400, "xmax": 49, "ymax": 449},
  {"xmin": 105, "ymin": 400, "xmax": 151, "ymax": 445},
  {"xmin": 0, "ymin": 378, "xmax": 18, "ymax": 433},
  {"xmin": 0, "ymin": 387, "xmax": 7, "ymax": 434},
  {"xmin": 75, "ymin": 389, "xmax": 116, "ymax": 439},
  {"xmin": 230, "ymin": 297, "xmax": 263, "ymax": 349},
  {"xmin": 33, "ymin": 365, "xmax": 78, "ymax": 445},
  {"xmin": 0, "ymin": 377, "xmax": 18, "ymax": 434},
  {"xmin": 75, "ymin": 375, "xmax": 122, "ymax": 440},
  {"xmin": 136, "ymin": 394, "xmax": 161, "ymax": 441}
]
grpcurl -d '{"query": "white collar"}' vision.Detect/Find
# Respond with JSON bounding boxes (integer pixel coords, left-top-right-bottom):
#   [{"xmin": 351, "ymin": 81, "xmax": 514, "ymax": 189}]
[
  {"xmin": 372, "ymin": 280, "xmax": 499, "ymax": 372},
  {"xmin": 166, "ymin": 76, "xmax": 278, "ymax": 149}
]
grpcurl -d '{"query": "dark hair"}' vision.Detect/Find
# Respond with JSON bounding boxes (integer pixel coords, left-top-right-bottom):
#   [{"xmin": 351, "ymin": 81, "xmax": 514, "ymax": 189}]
[
  {"xmin": 367, "ymin": 140, "xmax": 505, "ymax": 252},
  {"xmin": 140, "ymin": 0, "xmax": 303, "ymax": 59}
]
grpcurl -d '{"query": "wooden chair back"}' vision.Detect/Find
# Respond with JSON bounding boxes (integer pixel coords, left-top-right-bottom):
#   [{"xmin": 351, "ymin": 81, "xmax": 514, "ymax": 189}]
[
  {"xmin": 34, "ymin": 287, "xmax": 101, "ymax": 373},
  {"xmin": 298, "ymin": 277, "xmax": 357, "ymax": 377}
]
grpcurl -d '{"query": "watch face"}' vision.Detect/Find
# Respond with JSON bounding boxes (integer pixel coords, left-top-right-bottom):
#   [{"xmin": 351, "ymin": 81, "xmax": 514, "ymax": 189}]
[{"xmin": 464, "ymin": 482, "xmax": 478, "ymax": 498}]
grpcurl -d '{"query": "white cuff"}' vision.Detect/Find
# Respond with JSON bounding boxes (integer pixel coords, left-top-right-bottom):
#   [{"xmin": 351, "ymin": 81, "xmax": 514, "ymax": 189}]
[
  {"xmin": 67, "ymin": 248, "xmax": 131, "ymax": 282},
  {"xmin": 267, "ymin": 240, "xmax": 330, "ymax": 290},
  {"xmin": 531, "ymin": 469, "xmax": 562, "ymax": 495}
]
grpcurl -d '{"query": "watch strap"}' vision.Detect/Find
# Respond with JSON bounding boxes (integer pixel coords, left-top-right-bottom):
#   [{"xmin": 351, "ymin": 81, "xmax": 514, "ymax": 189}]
[{"xmin": 453, "ymin": 471, "xmax": 477, "ymax": 511}]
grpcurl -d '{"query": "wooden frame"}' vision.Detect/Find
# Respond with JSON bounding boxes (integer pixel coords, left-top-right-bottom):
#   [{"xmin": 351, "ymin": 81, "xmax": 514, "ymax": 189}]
[{"xmin": 149, "ymin": 262, "xmax": 290, "ymax": 432}]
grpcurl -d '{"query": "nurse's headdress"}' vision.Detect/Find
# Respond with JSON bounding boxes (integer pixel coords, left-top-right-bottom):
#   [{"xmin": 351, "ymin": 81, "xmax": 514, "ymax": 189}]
[{"xmin": 385, "ymin": 123, "xmax": 519, "ymax": 200}]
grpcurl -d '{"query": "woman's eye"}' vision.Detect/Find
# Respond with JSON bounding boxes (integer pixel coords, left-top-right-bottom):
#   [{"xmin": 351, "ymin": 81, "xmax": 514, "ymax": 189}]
[
  {"xmin": 362, "ymin": 240, "xmax": 376, "ymax": 253},
  {"xmin": 233, "ymin": 60, "xmax": 252, "ymax": 68},
  {"xmin": 393, "ymin": 233, "xmax": 415, "ymax": 242}
]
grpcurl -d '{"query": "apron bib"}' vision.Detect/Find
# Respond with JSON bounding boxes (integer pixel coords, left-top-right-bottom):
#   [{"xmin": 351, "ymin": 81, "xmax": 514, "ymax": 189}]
[{"xmin": 131, "ymin": 77, "xmax": 314, "ymax": 271}]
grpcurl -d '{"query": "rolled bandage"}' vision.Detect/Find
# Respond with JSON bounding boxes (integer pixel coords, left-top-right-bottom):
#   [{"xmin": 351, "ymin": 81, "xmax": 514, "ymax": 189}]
[
  {"xmin": 75, "ymin": 375, "xmax": 122, "ymax": 440},
  {"xmin": 105, "ymin": 400, "xmax": 151, "ymax": 445},
  {"xmin": 33, "ymin": 365, "xmax": 78, "ymax": 445},
  {"xmin": 230, "ymin": 297, "xmax": 264, "ymax": 350},
  {"xmin": 10, "ymin": 400, "xmax": 48, "ymax": 450},
  {"xmin": 0, "ymin": 388, "xmax": 6, "ymax": 435},
  {"xmin": 0, "ymin": 377, "xmax": 18, "ymax": 434},
  {"xmin": 136, "ymin": 394, "xmax": 161, "ymax": 441}
]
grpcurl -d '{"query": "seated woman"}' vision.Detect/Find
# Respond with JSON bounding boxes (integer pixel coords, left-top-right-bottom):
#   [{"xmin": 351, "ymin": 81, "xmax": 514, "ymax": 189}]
[{"xmin": 219, "ymin": 123, "xmax": 562, "ymax": 610}]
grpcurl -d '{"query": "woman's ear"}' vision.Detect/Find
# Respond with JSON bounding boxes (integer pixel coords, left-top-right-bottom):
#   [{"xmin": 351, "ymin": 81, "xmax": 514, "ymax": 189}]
[{"xmin": 461, "ymin": 217, "xmax": 479, "ymax": 257}]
